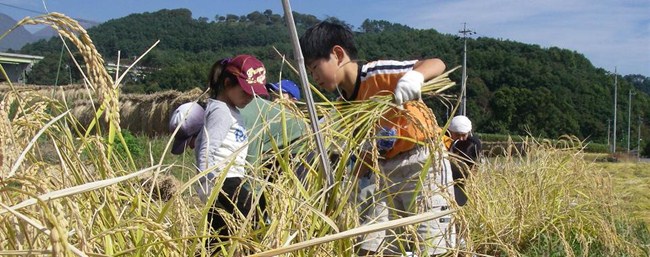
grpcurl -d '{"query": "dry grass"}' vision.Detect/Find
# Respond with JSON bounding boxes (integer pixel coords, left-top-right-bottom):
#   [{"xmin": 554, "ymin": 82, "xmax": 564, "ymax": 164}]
[
  {"xmin": 462, "ymin": 136, "xmax": 647, "ymax": 256},
  {"xmin": 1, "ymin": 12, "xmax": 195, "ymax": 256}
]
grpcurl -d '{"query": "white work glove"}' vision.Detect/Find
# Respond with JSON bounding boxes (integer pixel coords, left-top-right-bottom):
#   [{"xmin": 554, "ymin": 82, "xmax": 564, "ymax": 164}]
[{"xmin": 394, "ymin": 70, "xmax": 424, "ymax": 106}]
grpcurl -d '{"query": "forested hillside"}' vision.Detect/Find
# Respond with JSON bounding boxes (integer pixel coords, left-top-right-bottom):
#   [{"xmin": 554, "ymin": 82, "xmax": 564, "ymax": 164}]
[{"xmin": 17, "ymin": 8, "xmax": 649, "ymax": 149}]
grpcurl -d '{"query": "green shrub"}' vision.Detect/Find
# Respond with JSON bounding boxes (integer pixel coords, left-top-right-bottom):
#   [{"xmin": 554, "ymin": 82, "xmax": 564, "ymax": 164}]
[
  {"xmin": 585, "ymin": 142, "xmax": 610, "ymax": 153},
  {"xmin": 114, "ymin": 129, "xmax": 145, "ymax": 160}
]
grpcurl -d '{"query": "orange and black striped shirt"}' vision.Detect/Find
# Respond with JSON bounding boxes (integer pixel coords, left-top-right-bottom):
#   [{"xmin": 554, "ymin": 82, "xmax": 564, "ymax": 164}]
[{"xmin": 345, "ymin": 60, "xmax": 438, "ymax": 159}]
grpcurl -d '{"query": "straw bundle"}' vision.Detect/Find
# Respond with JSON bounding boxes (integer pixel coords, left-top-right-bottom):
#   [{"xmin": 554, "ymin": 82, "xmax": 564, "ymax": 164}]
[
  {"xmin": 118, "ymin": 87, "xmax": 205, "ymax": 135},
  {"xmin": 1, "ymin": 84, "xmax": 207, "ymax": 136}
]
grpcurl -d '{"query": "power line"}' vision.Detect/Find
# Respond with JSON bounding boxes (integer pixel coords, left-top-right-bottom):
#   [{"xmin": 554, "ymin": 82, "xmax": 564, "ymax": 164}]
[
  {"xmin": 0, "ymin": 2, "xmax": 43, "ymax": 15},
  {"xmin": 0, "ymin": 1, "xmax": 97, "ymax": 24}
]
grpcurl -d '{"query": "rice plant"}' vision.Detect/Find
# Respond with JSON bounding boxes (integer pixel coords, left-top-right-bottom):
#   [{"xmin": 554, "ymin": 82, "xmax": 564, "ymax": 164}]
[{"xmin": 1, "ymin": 13, "xmax": 195, "ymax": 256}]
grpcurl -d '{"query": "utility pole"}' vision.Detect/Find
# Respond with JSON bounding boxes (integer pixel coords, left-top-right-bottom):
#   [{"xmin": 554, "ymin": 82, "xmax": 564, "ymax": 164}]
[
  {"xmin": 607, "ymin": 118, "xmax": 610, "ymax": 148},
  {"xmin": 627, "ymin": 89, "xmax": 634, "ymax": 153},
  {"xmin": 612, "ymin": 67, "xmax": 617, "ymax": 154},
  {"xmin": 638, "ymin": 116, "xmax": 642, "ymax": 160},
  {"xmin": 458, "ymin": 23, "xmax": 475, "ymax": 116}
]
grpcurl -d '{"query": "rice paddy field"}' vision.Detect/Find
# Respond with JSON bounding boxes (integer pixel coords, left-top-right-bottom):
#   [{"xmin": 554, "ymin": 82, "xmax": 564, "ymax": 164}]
[
  {"xmin": 2, "ymin": 13, "xmax": 649, "ymax": 256},
  {"xmin": 597, "ymin": 161, "xmax": 650, "ymax": 227}
]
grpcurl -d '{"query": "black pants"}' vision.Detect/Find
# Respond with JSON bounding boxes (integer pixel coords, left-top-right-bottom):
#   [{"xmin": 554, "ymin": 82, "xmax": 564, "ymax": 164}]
[{"xmin": 206, "ymin": 177, "xmax": 267, "ymax": 249}]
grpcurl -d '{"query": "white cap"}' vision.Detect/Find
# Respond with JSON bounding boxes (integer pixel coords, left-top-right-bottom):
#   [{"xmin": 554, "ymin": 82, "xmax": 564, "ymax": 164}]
[
  {"xmin": 449, "ymin": 115, "xmax": 472, "ymax": 133},
  {"xmin": 169, "ymin": 102, "xmax": 204, "ymax": 154}
]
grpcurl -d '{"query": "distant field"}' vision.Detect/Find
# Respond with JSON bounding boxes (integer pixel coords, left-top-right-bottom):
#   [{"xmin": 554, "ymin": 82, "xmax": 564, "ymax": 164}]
[{"xmin": 596, "ymin": 160, "xmax": 650, "ymax": 226}]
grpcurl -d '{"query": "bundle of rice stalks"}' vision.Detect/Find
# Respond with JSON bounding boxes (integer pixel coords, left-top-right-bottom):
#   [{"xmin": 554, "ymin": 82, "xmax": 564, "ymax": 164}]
[
  {"xmin": 72, "ymin": 87, "xmax": 206, "ymax": 136},
  {"xmin": 0, "ymin": 84, "xmax": 89, "ymax": 104},
  {"xmin": 3, "ymin": 84, "xmax": 207, "ymax": 136}
]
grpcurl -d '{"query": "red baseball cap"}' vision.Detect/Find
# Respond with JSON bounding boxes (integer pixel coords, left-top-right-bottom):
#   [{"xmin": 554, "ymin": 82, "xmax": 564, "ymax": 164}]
[{"xmin": 225, "ymin": 55, "xmax": 268, "ymax": 96}]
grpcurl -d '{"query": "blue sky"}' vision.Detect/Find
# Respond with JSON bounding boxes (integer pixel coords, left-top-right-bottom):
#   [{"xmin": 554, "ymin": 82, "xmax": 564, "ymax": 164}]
[{"xmin": 2, "ymin": 0, "xmax": 649, "ymax": 77}]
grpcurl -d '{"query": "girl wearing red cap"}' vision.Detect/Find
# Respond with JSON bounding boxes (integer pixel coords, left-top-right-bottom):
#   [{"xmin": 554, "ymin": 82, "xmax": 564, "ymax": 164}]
[{"xmin": 193, "ymin": 54, "xmax": 268, "ymax": 252}]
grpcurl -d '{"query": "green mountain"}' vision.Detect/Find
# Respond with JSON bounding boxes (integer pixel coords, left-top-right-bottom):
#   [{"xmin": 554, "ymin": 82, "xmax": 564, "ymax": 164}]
[{"xmin": 16, "ymin": 8, "xmax": 649, "ymax": 149}]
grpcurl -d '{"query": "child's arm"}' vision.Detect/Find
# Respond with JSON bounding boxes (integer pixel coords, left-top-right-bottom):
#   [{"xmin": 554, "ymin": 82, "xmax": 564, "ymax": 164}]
[
  {"xmin": 394, "ymin": 58, "xmax": 446, "ymax": 105},
  {"xmin": 412, "ymin": 58, "xmax": 446, "ymax": 81}
]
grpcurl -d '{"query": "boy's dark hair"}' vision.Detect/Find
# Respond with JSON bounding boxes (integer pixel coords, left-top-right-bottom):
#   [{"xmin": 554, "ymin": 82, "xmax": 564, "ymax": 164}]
[{"xmin": 299, "ymin": 21, "xmax": 358, "ymax": 64}]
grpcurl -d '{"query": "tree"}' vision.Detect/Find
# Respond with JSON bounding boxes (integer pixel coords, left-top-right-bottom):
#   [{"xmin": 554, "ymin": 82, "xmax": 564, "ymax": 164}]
[
  {"xmin": 292, "ymin": 12, "xmax": 319, "ymax": 28},
  {"xmin": 225, "ymin": 14, "xmax": 239, "ymax": 23},
  {"xmin": 247, "ymin": 11, "xmax": 266, "ymax": 25},
  {"xmin": 360, "ymin": 19, "xmax": 409, "ymax": 33},
  {"xmin": 625, "ymin": 74, "xmax": 650, "ymax": 94}
]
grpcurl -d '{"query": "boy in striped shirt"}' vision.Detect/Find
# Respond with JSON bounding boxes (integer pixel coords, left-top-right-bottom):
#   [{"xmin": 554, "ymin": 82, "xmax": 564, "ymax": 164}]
[{"xmin": 300, "ymin": 21, "xmax": 456, "ymax": 256}]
